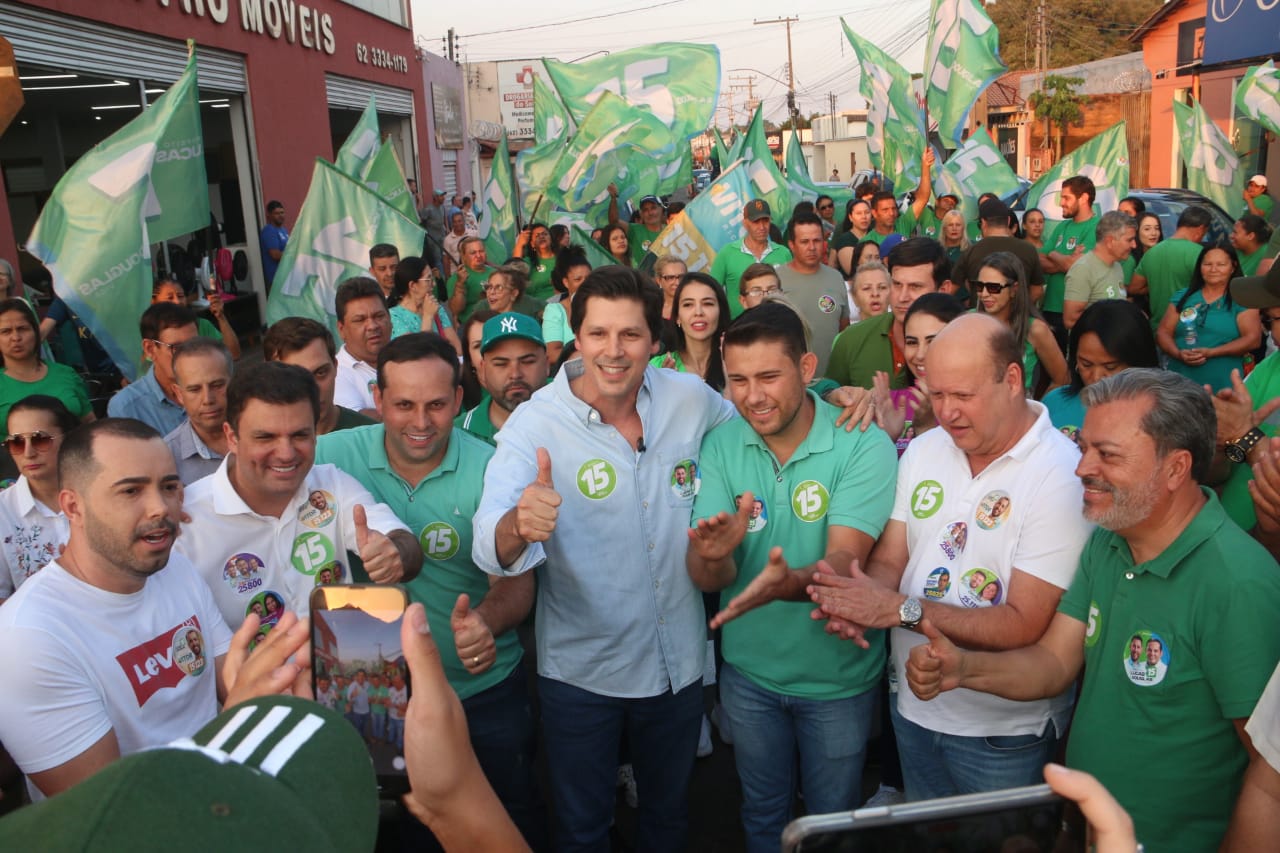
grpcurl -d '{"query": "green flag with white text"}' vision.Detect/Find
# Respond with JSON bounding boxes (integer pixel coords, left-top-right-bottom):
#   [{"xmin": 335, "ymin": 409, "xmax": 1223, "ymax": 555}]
[
  {"xmin": 480, "ymin": 134, "xmax": 519, "ymax": 263},
  {"xmin": 641, "ymin": 160, "xmax": 763, "ymax": 272},
  {"xmin": 785, "ymin": 127, "xmax": 853, "ymax": 212},
  {"xmin": 1173, "ymin": 99, "xmax": 1244, "ymax": 219},
  {"xmin": 26, "ymin": 48, "xmax": 208, "ymax": 379},
  {"xmin": 1234, "ymin": 61, "xmax": 1280, "ymax": 137},
  {"xmin": 360, "ymin": 142, "xmax": 416, "ymax": 220},
  {"xmin": 732, "ymin": 105, "xmax": 791, "ymax": 220},
  {"xmin": 841, "ymin": 19, "xmax": 928, "ymax": 190},
  {"xmin": 937, "ymin": 129, "xmax": 1021, "ymax": 219},
  {"xmin": 543, "ymin": 43, "xmax": 720, "ymax": 142},
  {"xmin": 713, "ymin": 127, "xmax": 731, "ymax": 171},
  {"xmin": 568, "ymin": 223, "xmax": 620, "ymax": 269},
  {"xmin": 266, "ymin": 159, "xmax": 425, "ymax": 332},
  {"xmin": 335, "ymin": 98, "xmax": 380, "ymax": 177},
  {"xmin": 517, "ymin": 74, "xmax": 573, "ymax": 221},
  {"xmin": 925, "ymin": 0, "xmax": 1006, "ymax": 149},
  {"xmin": 1025, "ymin": 121, "xmax": 1130, "ymax": 224}
]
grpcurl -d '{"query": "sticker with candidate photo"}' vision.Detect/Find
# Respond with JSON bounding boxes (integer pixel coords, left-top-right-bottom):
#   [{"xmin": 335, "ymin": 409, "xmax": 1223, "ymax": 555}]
[
  {"xmin": 246, "ymin": 590, "xmax": 286, "ymax": 628},
  {"xmin": 817, "ymin": 294, "xmax": 837, "ymax": 314},
  {"xmin": 222, "ymin": 553, "xmax": 265, "ymax": 594},
  {"xmin": 1123, "ymin": 629, "xmax": 1169, "ymax": 687},
  {"xmin": 670, "ymin": 460, "xmax": 700, "ymax": 499},
  {"xmin": 736, "ymin": 493, "xmax": 768, "ymax": 533},
  {"xmin": 957, "ymin": 568, "xmax": 1003, "ymax": 608},
  {"xmin": 298, "ymin": 489, "xmax": 337, "ymax": 529},
  {"xmin": 923, "ymin": 567, "xmax": 952, "ymax": 600},
  {"xmin": 975, "ymin": 490, "xmax": 1012, "ymax": 531},
  {"xmin": 314, "ymin": 561, "xmax": 345, "ymax": 587},
  {"xmin": 172, "ymin": 624, "xmax": 207, "ymax": 677},
  {"xmin": 939, "ymin": 521, "xmax": 968, "ymax": 560}
]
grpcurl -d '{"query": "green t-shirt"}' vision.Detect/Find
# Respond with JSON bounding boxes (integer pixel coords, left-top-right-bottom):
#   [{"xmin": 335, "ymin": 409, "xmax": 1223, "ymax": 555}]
[
  {"xmin": 196, "ymin": 316, "xmax": 223, "ymax": 342},
  {"xmin": 1063, "ymin": 251, "xmax": 1125, "ymax": 305},
  {"xmin": 1165, "ymin": 287, "xmax": 1248, "ymax": 392},
  {"xmin": 1221, "ymin": 350, "xmax": 1280, "ymax": 531},
  {"xmin": 315, "ymin": 425, "xmax": 520, "ymax": 701},
  {"xmin": 1040, "ymin": 215, "xmax": 1098, "ymax": 313},
  {"xmin": 691, "ymin": 394, "xmax": 897, "ymax": 699},
  {"xmin": 1134, "ymin": 238, "xmax": 1203, "ymax": 333},
  {"xmin": 1041, "ymin": 386, "xmax": 1085, "ymax": 442},
  {"xmin": 1245, "ymin": 193, "xmax": 1274, "ymax": 220},
  {"xmin": 865, "ymin": 214, "xmax": 915, "ymax": 246},
  {"xmin": 526, "ymin": 255, "xmax": 556, "ymax": 301},
  {"xmin": 369, "ymin": 684, "xmax": 389, "ymax": 715},
  {"xmin": 826, "ymin": 312, "xmax": 907, "ymax": 389},
  {"xmin": 1240, "ymin": 245, "xmax": 1267, "ymax": 276},
  {"xmin": 627, "ymin": 222, "xmax": 664, "ymax": 266},
  {"xmin": 1058, "ymin": 491, "xmax": 1280, "ymax": 853},
  {"xmin": 709, "ymin": 239, "xmax": 793, "ymax": 318},
  {"xmin": 446, "ymin": 264, "xmax": 496, "ymax": 324},
  {"xmin": 454, "ymin": 394, "xmax": 499, "ymax": 445},
  {"xmin": 0, "ymin": 362, "xmax": 92, "ymax": 429}
]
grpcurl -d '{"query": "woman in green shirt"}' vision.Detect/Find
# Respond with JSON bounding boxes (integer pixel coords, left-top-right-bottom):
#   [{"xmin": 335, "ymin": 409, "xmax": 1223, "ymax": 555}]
[
  {"xmin": 514, "ymin": 222, "xmax": 559, "ymax": 301},
  {"xmin": 0, "ymin": 298, "xmax": 93, "ymax": 430},
  {"xmin": 649, "ymin": 272, "xmax": 730, "ymax": 392}
]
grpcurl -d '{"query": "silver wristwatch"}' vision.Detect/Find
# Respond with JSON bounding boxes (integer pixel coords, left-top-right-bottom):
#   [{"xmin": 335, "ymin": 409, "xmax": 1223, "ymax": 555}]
[{"xmin": 899, "ymin": 596, "xmax": 923, "ymax": 629}]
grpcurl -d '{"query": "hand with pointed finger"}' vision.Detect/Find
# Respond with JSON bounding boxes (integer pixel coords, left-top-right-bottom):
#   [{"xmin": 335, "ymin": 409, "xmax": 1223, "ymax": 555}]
[
  {"xmin": 451, "ymin": 594, "xmax": 495, "ymax": 675},
  {"xmin": 1043, "ymin": 763, "xmax": 1136, "ymax": 853},
  {"xmin": 710, "ymin": 546, "xmax": 791, "ymax": 629},
  {"xmin": 688, "ymin": 490, "xmax": 753, "ymax": 563},
  {"xmin": 515, "ymin": 447, "xmax": 560, "ymax": 543},
  {"xmin": 355, "ymin": 504, "xmax": 404, "ymax": 582},
  {"xmin": 906, "ymin": 619, "xmax": 964, "ymax": 701}
]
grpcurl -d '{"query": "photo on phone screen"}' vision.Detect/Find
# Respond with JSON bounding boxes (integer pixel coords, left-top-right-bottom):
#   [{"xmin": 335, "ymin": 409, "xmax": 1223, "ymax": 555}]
[{"xmin": 310, "ymin": 585, "xmax": 411, "ymax": 796}]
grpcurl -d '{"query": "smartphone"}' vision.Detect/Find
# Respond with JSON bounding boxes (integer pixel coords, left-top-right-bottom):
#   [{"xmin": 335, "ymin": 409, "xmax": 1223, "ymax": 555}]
[
  {"xmin": 310, "ymin": 584, "xmax": 412, "ymax": 797},
  {"xmin": 781, "ymin": 783, "xmax": 1086, "ymax": 852}
]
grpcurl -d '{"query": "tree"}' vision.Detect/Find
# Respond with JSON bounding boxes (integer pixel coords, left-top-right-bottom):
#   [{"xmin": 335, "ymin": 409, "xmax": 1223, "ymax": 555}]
[
  {"xmin": 987, "ymin": 0, "xmax": 1162, "ymax": 71},
  {"xmin": 1029, "ymin": 74, "xmax": 1086, "ymax": 158}
]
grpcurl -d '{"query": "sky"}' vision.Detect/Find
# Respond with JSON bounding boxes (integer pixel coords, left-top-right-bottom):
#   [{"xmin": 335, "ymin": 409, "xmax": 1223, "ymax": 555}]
[{"xmin": 408, "ymin": 0, "xmax": 932, "ymax": 128}]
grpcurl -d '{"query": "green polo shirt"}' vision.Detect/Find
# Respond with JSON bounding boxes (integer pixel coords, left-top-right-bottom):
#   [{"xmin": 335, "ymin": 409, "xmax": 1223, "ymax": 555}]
[
  {"xmin": 692, "ymin": 394, "xmax": 897, "ymax": 699},
  {"xmin": 628, "ymin": 222, "xmax": 664, "ymax": 266},
  {"xmin": 1221, "ymin": 351, "xmax": 1280, "ymax": 532},
  {"xmin": 826, "ymin": 312, "xmax": 908, "ymax": 389},
  {"xmin": 709, "ymin": 238, "xmax": 793, "ymax": 318},
  {"xmin": 455, "ymin": 394, "xmax": 499, "ymax": 445},
  {"xmin": 1134, "ymin": 238, "xmax": 1205, "ymax": 334},
  {"xmin": 315, "ymin": 425, "xmax": 519, "ymax": 701},
  {"xmin": 446, "ymin": 264, "xmax": 496, "ymax": 324},
  {"xmin": 1040, "ymin": 215, "xmax": 1098, "ymax": 313},
  {"xmin": 1058, "ymin": 491, "xmax": 1280, "ymax": 853}
]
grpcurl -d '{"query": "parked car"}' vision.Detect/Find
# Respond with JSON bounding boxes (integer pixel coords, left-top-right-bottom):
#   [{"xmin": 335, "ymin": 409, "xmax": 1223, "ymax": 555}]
[{"xmin": 1010, "ymin": 186, "xmax": 1234, "ymax": 245}]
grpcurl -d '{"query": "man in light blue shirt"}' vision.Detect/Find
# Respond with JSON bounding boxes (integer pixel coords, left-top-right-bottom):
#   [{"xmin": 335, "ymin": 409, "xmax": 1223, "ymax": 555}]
[
  {"xmin": 473, "ymin": 267, "xmax": 735, "ymax": 851},
  {"xmin": 107, "ymin": 302, "xmax": 198, "ymax": 436}
]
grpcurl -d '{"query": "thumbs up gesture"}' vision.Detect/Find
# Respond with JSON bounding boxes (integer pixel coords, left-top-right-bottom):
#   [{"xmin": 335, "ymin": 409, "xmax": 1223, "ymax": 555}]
[
  {"xmin": 515, "ymin": 447, "xmax": 561, "ymax": 543},
  {"xmin": 905, "ymin": 619, "xmax": 965, "ymax": 701},
  {"xmin": 451, "ymin": 593, "xmax": 495, "ymax": 675},
  {"xmin": 354, "ymin": 504, "xmax": 405, "ymax": 583}
]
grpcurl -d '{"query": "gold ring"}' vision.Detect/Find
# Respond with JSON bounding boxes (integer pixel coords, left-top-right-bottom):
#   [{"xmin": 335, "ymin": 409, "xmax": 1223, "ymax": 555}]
[{"xmin": 472, "ymin": 656, "xmax": 480, "ymax": 665}]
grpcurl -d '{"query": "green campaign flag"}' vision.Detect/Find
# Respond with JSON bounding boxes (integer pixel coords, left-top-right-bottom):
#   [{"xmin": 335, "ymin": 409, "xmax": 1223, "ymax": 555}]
[
  {"xmin": 543, "ymin": 43, "xmax": 720, "ymax": 141},
  {"xmin": 534, "ymin": 72, "xmax": 573, "ymax": 144},
  {"xmin": 732, "ymin": 105, "xmax": 791, "ymax": 220},
  {"xmin": 266, "ymin": 158, "xmax": 425, "ymax": 332},
  {"xmin": 335, "ymin": 97, "xmax": 380, "ymax": 177},
  {"xmin": 1173, "ymin": 99, "xmax": 1245, "ymax": 218},
  {"xmin": 841, "ymin": 19, "xmax": 928, "ymax": 190},
  {"xmin": 567, "ymin": 222, "xmax": 620, "ymax": 269},
  {"xmin": 1025, "ymin": 121, "xmax": 1130, "ymax": 224},
  {"xmin": 540, "ymin": 91, "xmax": 679, "ymax": 214},
  {"xmin": 641, "ymin": 160, "xmax": 764, "ymax": 272},
  {"xmin": 937, "ymin": 129, "xmax": 1021, "ymax": 219},
  {"xmin": 712, "ymin": 127, "xmax": 731, "ymax": 170},
  {"xmin": 479, "ymin": 134, "xmax": 520, "ymax": 264},
  {"xmin": 1235, "ymin": 61, "xmax": 1280, "ymax": 137},
  {"xmin": 25, "ymin": 48, "xmax": 208, "ymax": 380},
  {"xmin": 785, "ymin": 127, "xmax": 854, "ymax": 212},
  {"xmin": 360, "ymin": 141, "xmax": 416, "ymax": 220},
  {"xmin": 925, "ymin": 0, "xmax": 1006, "ymax": 149}
]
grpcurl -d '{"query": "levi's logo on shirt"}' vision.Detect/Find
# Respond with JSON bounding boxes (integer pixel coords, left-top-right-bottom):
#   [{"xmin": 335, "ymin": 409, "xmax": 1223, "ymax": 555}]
[{"xmin": 116, "ymin": 616, "xmax": 205, "ymax": 706}]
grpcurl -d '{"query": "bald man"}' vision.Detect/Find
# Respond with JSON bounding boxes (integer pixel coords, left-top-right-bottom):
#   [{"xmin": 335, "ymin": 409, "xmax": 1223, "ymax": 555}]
[{"xmin": 806, "ymin": 314, "xmax": 1093, "ymax": 801}]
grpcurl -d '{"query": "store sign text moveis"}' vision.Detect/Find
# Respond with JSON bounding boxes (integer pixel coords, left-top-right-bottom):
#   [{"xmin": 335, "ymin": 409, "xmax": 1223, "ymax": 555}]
[{"xmin": 152, "ymin": 0, "xmax": 338, "ymax": 56}]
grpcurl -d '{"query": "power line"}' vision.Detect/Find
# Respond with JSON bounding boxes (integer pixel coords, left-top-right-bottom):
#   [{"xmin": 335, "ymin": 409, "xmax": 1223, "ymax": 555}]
[{"xmin": 458, "ymin": 0, "xmax": 687, "ymax": 39}]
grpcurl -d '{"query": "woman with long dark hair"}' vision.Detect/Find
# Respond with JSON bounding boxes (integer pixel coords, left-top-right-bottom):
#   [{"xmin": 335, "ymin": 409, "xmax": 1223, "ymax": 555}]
[
  {"xmin": 0, "ymin": 298, "xmax": 93, "ymax": 430},
  {"xmin": 972, "ymin": 251, "xmax": 1069, "ymax": 394},
  {"xmin": 650, "ymin": 273, "xmax": 731, "ymax": 391}
]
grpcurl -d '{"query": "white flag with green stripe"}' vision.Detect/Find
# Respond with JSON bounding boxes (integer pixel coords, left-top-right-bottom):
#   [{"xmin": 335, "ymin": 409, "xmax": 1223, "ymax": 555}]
[
  {"xmin": 360, "ymin": 142, "xmax": 416, "ymax": 221},
  {"xmin": 841, "ymin": 19, "xmax": 928, "ymax": 189},
  {"xmin": 1234, "ymin": 61, "xmax": 1280, "ymax": 137},
  {"xmin": 480, "ymin": 134, "xmax": 519, "ymax": 263},
  {"xmin": 334, "ymin": 97, "xmax": 380, "ymax": 177},
  {"xmin": 924, "ymin": 0, "xmax": 1006, "ymax": 149},
  {"xmin": 1025, "ymin": 121, "xmax": 1130, "ymax": 223}
]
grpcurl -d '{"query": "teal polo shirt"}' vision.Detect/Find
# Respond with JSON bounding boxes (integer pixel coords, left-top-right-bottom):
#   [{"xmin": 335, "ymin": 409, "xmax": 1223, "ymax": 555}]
[
  {"xmin": 455, "ymin": 394, "xmax": 499, "ymax": 445},
  {"xmin": 691, "ymin": 394, "xmax": 897, "ymax": 699},
  {"xmin": 709, "ymin": 238, "xmax": 793, "ymax": 318},
  {"xmin": 316, "ymin": 425, "xmax": 520, "ymax": 701},
  {"xmin": 1059, "ymin": 491, "xmax": 1280, "ymax": 853}
]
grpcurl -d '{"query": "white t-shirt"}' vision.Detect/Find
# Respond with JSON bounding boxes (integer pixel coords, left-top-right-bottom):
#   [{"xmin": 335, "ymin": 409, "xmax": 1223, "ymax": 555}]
[
  {"xmin": 0, "ymin": 556, "xmax": 231, "ymax": 795},
  {"xmin": 175, "ymin": 460, "xmax": 408, "ymax": 630},
  {"xmin": 891, "ymin": 402, "xmax": 1093, "ymax": 737},
  {"xmin": 1247, "ymin": 661, "xmax": 1280, "ymax": 774},
  {"xmin": 334, "ymin": 346, "xmax": 377, "ymax": 412},
  {"xmin": 388, "ymin": 684, "xmax": 408, "ymax": 720},
  {"xmin": 0, "ymin": 477, "xmax": 68, "ymax": 599}
]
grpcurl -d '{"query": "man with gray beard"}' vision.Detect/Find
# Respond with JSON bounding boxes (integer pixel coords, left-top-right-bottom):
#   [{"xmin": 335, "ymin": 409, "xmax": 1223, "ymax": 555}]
[{"xmin": 905, "ymin": 369, "xmax": 1280, "ymax": 853}]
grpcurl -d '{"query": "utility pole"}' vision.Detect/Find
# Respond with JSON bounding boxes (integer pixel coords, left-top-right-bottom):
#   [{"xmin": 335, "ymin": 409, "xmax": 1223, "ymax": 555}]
[
  {"xmin": 730, "ymin": 74, "xmax": 758, "ymax": 116},
  {"xmin": 828, "ymin": 91, "xmax": 837, "ymax": 141},
  {"xmin": 754, "ymin": 16, "xmax": 800, "ymax": 124}
]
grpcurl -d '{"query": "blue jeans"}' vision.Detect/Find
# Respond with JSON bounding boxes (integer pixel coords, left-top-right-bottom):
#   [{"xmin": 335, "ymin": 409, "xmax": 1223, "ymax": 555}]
[
  {"xmin": 371, "ymin": 712, "xmax": 386, "ymax": 741},
  {"xmin": 539, "ymin": 675, "xmax": 703, "ymax": 853},
  {"xmin": 388, "ymin": 716, "xmax": 405, "ymax": 750},
  {"xmin": 890, "ymin": 700, "xmax": 1056, "ymax": 801},
  {"xmin": 720, "ymin": 663, "xmax": 877, "ymax": 853},
  {"xmin": 349, "ymin": 711, "xmax": 369, "ymax": 738},
  {"xmin": 400, "ymin": 664, "xmax": 547, "ymax": 852}
]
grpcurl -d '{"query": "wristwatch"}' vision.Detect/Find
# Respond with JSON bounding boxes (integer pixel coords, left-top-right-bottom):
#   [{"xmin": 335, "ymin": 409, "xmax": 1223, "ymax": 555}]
[
  {"xmin": 1225, "ymin": 427, "xmax": 1266, "ymax": 464},
  {"xmin": 899, "ymin": 597, "xmax": 923, "ymax": 629}
]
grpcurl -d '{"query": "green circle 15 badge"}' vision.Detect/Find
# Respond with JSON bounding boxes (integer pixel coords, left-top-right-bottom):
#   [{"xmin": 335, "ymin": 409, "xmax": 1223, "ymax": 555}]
[
  {"xmin": 577, "ymin": 459, "xmax": 617, "ymax": 500},
  {"xmin": 911, "ymin": 480, "xmax": 944, "ymax": 519},
  {"xmin": 792, "ymin": 480, "xmax": 830, "ymax": 522},
  {"xmin": 420, "ymin": 521, "xmax": 460, "ymax": 561}
]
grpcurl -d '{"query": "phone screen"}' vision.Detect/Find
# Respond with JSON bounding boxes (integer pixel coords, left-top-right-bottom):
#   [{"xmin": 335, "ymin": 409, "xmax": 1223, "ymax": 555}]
[
  {"xmin": 310, "ymin": 585, "xmax": 411, "ymax": 796},
  {"xmin": 785, "ymin": 787, "xmax": 1086, "ymax": 852}
]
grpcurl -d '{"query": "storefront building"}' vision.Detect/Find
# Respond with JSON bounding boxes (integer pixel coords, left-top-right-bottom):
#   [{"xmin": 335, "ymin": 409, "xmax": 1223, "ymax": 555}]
[{"xmin": 0, "ymin": 0, "xmax": 431, "ymax": 321}]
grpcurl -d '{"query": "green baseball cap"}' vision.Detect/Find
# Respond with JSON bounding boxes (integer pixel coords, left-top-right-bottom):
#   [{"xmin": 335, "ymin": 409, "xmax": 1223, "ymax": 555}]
[
  {"xmin": 0, "ymin": 696, "xmax": 378, "ymax": 852},
  {"xmin": 481, "ymin": 312, "xmax": 544, "ymax": 353}
]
